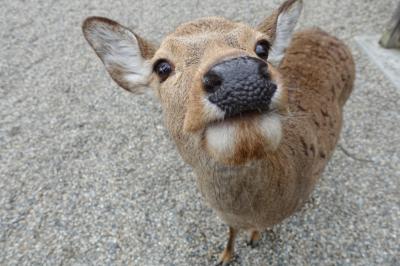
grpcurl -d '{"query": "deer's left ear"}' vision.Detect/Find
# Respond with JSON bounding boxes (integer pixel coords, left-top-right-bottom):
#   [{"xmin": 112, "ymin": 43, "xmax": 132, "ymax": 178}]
[
  {"xmin": 82, "ymin": 17, "xmax": 157, "ymax": 93},
  {"xmin": 257, "ymin": 0, "xmax": 303, "ymax": 65}
]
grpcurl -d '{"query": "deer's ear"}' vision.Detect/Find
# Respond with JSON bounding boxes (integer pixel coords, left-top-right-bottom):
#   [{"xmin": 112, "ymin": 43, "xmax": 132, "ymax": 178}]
[
  {"xmin": 82, "ymin": 17, "xmax": 157, "ymax": 93},
  {"xmin": 257, "ymin": 0, "xmax": 303, "ymax": 65}
]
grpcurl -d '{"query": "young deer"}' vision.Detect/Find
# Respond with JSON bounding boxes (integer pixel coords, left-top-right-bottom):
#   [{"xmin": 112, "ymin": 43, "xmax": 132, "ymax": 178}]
[{"xmin": 82, "ymin": 0, "xmax": 355, "ymax": 264}]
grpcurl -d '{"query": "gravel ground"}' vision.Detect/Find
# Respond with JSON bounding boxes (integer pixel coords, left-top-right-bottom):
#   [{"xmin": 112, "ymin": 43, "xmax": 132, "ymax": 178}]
[{"xmin": 1, "ymin": 0, "xmax": 399, "ymax": 265}]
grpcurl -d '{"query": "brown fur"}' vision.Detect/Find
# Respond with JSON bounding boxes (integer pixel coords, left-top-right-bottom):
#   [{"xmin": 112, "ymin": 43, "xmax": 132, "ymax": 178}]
[
  {"xmin": 190, "ymin": 30, "xmax": 354, "ymax": 231},
  {"xmin": 135, "ymin": 34, "xmax": 157, "ymax": 59},
  {"xmin": 82, "ymin": 0, "xmax": 355, "ymax": 264}
]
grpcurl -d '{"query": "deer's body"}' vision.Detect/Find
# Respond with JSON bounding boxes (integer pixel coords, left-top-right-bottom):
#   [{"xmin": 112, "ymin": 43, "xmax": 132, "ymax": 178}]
[
  {"xmin": 171, "ymin": 28, "xmax": 355, "ymax": 231},
  {"xmin": 82, "ymin": 1, "xmax": 355, "ymax": 264}
]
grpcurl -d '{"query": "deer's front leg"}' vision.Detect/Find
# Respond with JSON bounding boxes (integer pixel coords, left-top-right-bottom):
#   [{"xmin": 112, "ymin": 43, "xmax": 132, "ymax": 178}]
[{"xmin": 216, "ymin": 226, "xmax": 238, "ymax": 266}]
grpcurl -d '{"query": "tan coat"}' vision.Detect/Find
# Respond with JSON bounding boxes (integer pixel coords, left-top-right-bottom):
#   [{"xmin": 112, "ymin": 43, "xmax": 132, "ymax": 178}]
[
  {"xmin": 82, "ymin": 0, "xmax": 355, "ymax": 263},
  {"xmin": 193, "ymin": 28, "xmax": 355, "ymax": 230}
]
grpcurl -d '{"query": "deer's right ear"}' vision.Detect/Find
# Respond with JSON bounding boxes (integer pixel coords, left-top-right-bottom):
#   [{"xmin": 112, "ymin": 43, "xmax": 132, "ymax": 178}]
[
  {"xmin": 257, "ymin": 0, "xmax": 303, "ymax": 65},
  {"xmin": 82, "ymin": 17, "xmax": 157, "ymax": 93}
]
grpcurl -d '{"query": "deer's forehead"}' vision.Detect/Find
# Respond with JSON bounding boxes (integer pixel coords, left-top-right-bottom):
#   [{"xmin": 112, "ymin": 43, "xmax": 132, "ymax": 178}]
[{"xmin": 157, "ymin": 21, "xmax": 258, "ymax": 66}]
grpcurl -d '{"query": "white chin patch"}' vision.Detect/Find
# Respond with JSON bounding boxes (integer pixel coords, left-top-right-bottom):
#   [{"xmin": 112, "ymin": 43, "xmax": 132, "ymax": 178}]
[
  {"xmin": 205, "ymin": 122, "xmax": 236, "ymax": 157},
  {"xmin": 259, "ymin": 114, "xmax": 282, "ymax": 151},
  {"xmin": 205, "ymin": 113, "xmax": 283, "ymax": 162}
]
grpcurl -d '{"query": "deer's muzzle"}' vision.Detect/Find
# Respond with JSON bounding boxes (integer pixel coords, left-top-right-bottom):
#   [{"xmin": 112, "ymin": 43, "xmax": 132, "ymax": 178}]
[{"xmin": 203, "ymin": 56, "xmax": 277, "ymax": 118}]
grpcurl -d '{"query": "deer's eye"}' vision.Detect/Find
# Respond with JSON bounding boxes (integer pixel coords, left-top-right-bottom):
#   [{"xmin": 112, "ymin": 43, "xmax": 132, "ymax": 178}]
[
  {"xmin": 255, "ymin": 40, "xmax": 270, "ymax": 60},
  {"xmin": 154, "ymin": 59, "xmax": 173, "ymax": 82}
]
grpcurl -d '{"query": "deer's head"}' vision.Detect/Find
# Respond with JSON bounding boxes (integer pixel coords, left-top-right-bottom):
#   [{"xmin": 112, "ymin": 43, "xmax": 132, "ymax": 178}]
[{"xmin": 82, "ymin": 0, "xmax": 303, "ymax": 165}]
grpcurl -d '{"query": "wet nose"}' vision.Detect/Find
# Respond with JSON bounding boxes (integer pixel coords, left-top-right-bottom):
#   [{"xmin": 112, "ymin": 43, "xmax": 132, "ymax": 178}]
[{"xmin": 202, "ymin": 56, "xmax": 276, "ymax": 118}]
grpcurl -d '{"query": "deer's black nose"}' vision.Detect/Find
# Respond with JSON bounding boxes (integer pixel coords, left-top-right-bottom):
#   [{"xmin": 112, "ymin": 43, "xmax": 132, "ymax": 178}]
[{"xmin": 202, "ymin": 56, "xmax": 276, "ymax": 118}]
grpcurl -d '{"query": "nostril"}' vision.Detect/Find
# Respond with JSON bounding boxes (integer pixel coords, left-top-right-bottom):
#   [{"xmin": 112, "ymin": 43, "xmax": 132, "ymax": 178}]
[
  {"xmin": 258, "ymin": 62, "xmax": 269, "ymax": 78},
  {"xmin": 203, "ymin": 71, "xmax": 223, "ymax": 94}
]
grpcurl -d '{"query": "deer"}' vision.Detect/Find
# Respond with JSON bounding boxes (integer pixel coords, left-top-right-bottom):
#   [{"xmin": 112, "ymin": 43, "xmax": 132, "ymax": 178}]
[{"xmin": 82, "ymin": 0, "xmax": 355, "ymax": 264}]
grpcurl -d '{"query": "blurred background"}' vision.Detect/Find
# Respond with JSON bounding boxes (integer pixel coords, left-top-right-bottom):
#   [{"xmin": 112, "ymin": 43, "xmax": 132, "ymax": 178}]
[{"xmin": 1, "ymin": 0, "xmax": 399, "ymax": 265}]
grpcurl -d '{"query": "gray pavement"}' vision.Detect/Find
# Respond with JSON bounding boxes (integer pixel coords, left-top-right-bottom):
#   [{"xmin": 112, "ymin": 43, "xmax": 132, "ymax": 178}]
[{"xmin": 1, "ymin": 0, "xmax": 399, "ymax": 265}]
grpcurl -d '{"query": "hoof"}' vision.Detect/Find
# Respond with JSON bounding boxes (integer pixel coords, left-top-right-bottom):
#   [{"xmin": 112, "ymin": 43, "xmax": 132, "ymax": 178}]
[
  {"xmin": 246, "ymin": 239, "xmax": 260, "ymax": 249},
  {"xmin": 246, "ymin": 230, "xmax": 261, "ymax": 248},
  {"xmin": 216, "ymin": 254, "xmax": 238, "ymax": 266}
]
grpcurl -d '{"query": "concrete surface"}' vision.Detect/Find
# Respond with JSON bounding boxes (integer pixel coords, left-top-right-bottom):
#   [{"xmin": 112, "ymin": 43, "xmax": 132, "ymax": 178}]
[
  {"xmin": 1, "ymin": 0, "xmax": 399, "ymax": 265},
  {"xmin": 356, "ymin": 35, "xmax": 400, "ymax": 90}
]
